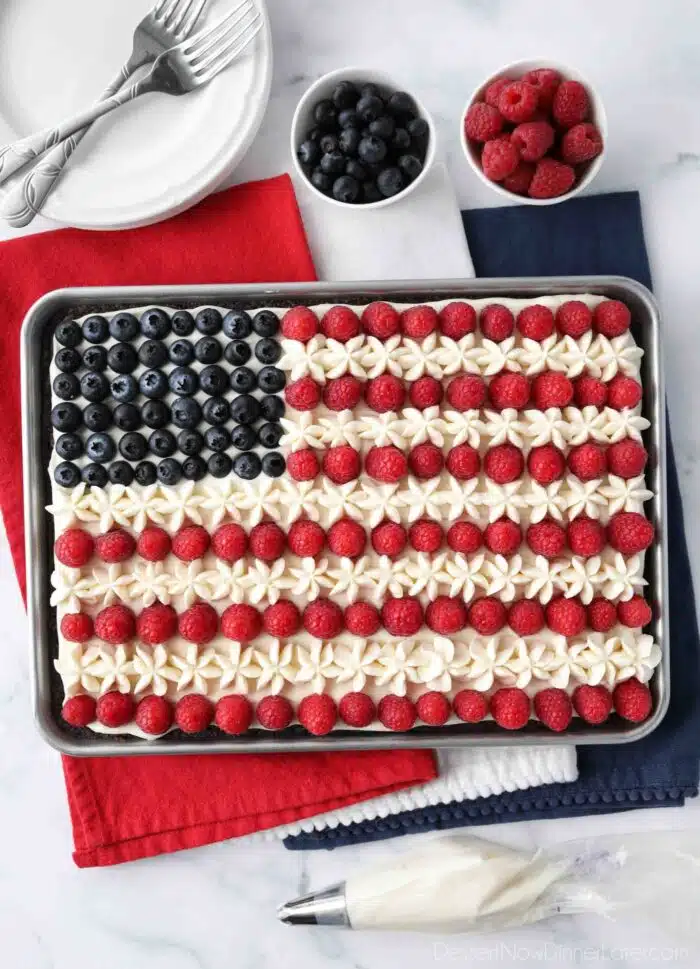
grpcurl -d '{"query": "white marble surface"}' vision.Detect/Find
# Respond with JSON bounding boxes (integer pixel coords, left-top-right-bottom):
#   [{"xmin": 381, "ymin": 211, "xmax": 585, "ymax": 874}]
[{"xmin": 2, "ymin": 0, "xmax": 700, "ymax": 965}]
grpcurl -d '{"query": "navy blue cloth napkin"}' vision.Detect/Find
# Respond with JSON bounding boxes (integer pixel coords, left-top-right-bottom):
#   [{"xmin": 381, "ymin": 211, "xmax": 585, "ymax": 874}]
[{"xmin": 286, "ymin": 191, "xmax": 700, "ymax": 851}]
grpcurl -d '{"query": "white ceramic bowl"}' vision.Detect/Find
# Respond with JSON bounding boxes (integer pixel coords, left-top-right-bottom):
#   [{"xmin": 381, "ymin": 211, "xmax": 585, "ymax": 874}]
[
  {"xmin": 460, "ymin": 58, "xmax": 607, "ymax": 205},
  {"xmin": 291, "ymin": 66, "xmax": 436, "ymax": 209}
]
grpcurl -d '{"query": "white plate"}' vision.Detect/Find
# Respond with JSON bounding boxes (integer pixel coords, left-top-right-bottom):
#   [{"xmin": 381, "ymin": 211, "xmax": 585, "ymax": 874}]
[{"xmin": 0, "ymin": 0, "xmax": 272, "ymax": 229}]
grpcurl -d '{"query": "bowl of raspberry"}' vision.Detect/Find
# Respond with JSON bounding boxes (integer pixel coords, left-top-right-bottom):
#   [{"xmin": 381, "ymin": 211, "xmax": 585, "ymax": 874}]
[
  {"xmin": 291, "ymin": 67, "xmax": 436, "ymax": 208},
  {"xmin": 461, "ymin": 59, "xmax": 607, "ymax": 204}
]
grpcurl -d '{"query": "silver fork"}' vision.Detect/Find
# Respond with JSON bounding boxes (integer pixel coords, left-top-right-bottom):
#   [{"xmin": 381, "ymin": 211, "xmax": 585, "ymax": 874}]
[{"xmin": 1, "ymin": 0, "xmax": 209, "ymax": 228}]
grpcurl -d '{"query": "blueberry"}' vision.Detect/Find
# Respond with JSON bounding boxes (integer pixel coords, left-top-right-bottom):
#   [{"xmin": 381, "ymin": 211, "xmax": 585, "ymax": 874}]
[
  {"xmin": 392, "ymin": 127, "xmax": 411, "ymax": 152},
  {"xmin": 182, "ymin": 455, "xmax": 207, "ymax": 481},
  {"xmin": 298, "ymin": 140, "xmax": 320, "ymax": 167},
  {"xmin": 257, "ymin": 366, "xmax": 286, "ymax": 393},
  {"xmin": 254, "ymin": 338, "xmax": 282, "ymax": 365},
  {"xmin": 168, "ymin": 367, "xmax": 198, "ymax": 396},
  {"xmin": 224, "ymin": 340, "xmax": 251, "ymax": 366},
  {"xmin": 345, "ymin": 159, "xmax": 367, "ymax": 181},
  {"xmin": 230, "ymin": 394, "xmax": 260, "ymax": 425},
  {"xmin": 83, "ymin": 403, "xmax": 111, "ymax": 432},
  {"xmin": 55, "ymin": 433, "xmax": 83, "ymax": 461},
  {"xmin": 399, "ymin": 154, "xmax": 423, "ymax": 181},
  {"xmin": 200, "ymin": 364, "xmax": 228, "ymax": 396},
  {"xmin": 222, "ymin": 309, "xmax": 252, "ymax": 340},
  {"xmin": 82, "ymin": 464, "xmax": 109, "ymax": 487},
  {"xmin": 339, "ymin": 127, "xmax": 361, "ymax": 155},
  {"xmin": 157, "ymin": 458, "xmax": 182, "ymax": 486},
  {"xmin": 313, "ymin": 99, "xmax": 336, "ymax": 128},
  {"xmin": 171, "ymin": 397, "xmax": 202, "ymax": 429},
  {"xmin": 169, "ymin": 339, "xmax": 195, "ymax": 366},
  {"xmin": 55, "ymin": 347, "xmax": 82, "ymax": 373},
  {"xmin": 358, "ymin": 135, "xmax": 387, "ymax": 165},
  {"xmin": 320, "ymin": 150, "xmax": 346, "ymax": 175},
  {"xmin": 204, "ymin": 426, "xmax": 230, "ymax": 452},
  {"xmin": 253, "ymin": 310, "xmax": 279, "ymax": 338},
  {"xmin": 109, "ymin": 312, "xmax": 139, "ymax": 342},
  {"xmin": 82, "ymin": 315, "xmax": 109, "ymax": 344},
  {"xmin": 108, "ymin": 343, "xmax": 138, "ymax": 374},
  {"xmin": 140, "ymin": 308, "xmax": 171, "ymax": 339},
  {"xmin": 363, "ymin": 181, "xmax": 383, "ymax": 203},
  {"xmin": 332, "ymin": 80, "xmax": 359, "ymax": 109},
  {"xmin": 202, "ymin": 397, "xmax": 230, "ymax": 425},
  {"xmin": 311, "ymin": 170, "xmax": 333, "ymax": 194},
  {"xmin": 308, "ymin": 126, "xmax": 323, "ymax": 142},
  {"xmin": 178, "ymin": 429, "xmax": 204, "ymax": 456},
  {"xmin": 369, "ymin": 115, "xmax": 395, "ymax": 139},
  {"xmin": 113, "ymin": 403, "xmax": 141, "ymax": 431},
  {"xmin": 260, "ymin": 394, "xmax": 285, "ymax": 421},
  {"xmin": 231, "ymin": 424, "xmax": 257, "ymax": 450},
  {"xmin": 111, "ymin": 374, "xmax": 138, "ymax": 403},
  {"xmin": 194, "ymin": 337, "xmax": 222, "ymax": 364},
  {"xmin": 407, "ymin": 116, "xmax": 429, "ymax": 142},
  {"xmin": 53, "ymin": 373, "xmax": 80, "ymax": 401},
  {"xmin": 230, "ymin": 367, "xmax": 257, "ymax": 393},
  {"xmin": 359, "ymin": 82, "xmax": 380, "ymax": 99},
  {"xmin": 51, "ymin": 402, "xmax": 82, "ymax": 432},
  {"xmin": 195, "ymin": 308, "xmax": 222, "ymax": 335},
  {"xmin": 207, "ymin": 453, "xmax": 232, "ymax": 478},
  {"xmin": 109, "ymin": 461, "xmax": 134, "ymax": 486},
  {"xmin": 387, "ymin": 91, "xmax": 417, "ymax": 118},
  {"xmin": 338, "ymin": 108, "xmax": 359, "ymax": 129},
  {"xmin": 332, "ymin": 175, "xmax": 360, "ymax": 204},
  {"xmin": 134, "ymin": 461, "xmax": 157, "ymax": 486},
  {"xmin": 149, "ymin": 428, "xmax": 176, "ymax": 458},
  {"xmin": 356, "ymin": 95, "xmax": 384, "ymax": 123},
  {"xmin": 320, "ymin": 133, "xmax": 339, "ymax": 154},
  {"xmin": 142, "ymin": 399, "xmax": 170, "ymax": 429},
  {"xmin": 233, "ymin": 451, "xmax": 262, "ymax": 480},
  {"xmin": 258, "ymin": 422, "xmax": 284, "ymax": 448},
  {"xmin": 54, "ymin": 462, "xmax": 81, "ymax": 488},
  {"xmin": 119, "ymin": 432, "xmax": 148, "ymax": 462},
  {"xmin": 139, "ymin": 340, "xmax": 169, "ymax": 368},
  {"xmin": 55, "ymin": 321, "xmax": 81, "ymax": 348},
  {"xmin": 377, "ymin": 167, "xmax": 404, "ymax": 198},
  {"xmin": 82, "ymin": 345, "xmax": 108, "ymax": 372},
  {"xmin": 140, "ymin": 369, "xmax": 169, "ymax": 399},
  {"xmin": 85, "ymin": 432, "xmax": 115, "ymax": 463},
  {"xmin": 171, "ymin": 310, "xmax": 195, "ymax": 336},
  {"xmin": 262, "ymin": 453, "xmax": 286, "ymax": 478},
  {"xmin": 80, "ymin": 371, "xmax": 110, "ymax": 403}
]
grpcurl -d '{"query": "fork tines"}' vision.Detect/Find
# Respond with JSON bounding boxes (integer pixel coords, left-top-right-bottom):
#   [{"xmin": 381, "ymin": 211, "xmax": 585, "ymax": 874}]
[{"xmin": 184, "ymin": 0, "xmax": 262, "ymax": 79}]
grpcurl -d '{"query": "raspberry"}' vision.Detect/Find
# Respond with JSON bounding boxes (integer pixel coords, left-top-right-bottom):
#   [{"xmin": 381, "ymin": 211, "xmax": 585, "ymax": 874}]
[
  {"xmin": 447, "ymin": 521, "xmax": 482, "ymax": 554},
  {"xmin": 361, "ymin": 302, "xmax": 400, "ymax": 339},
  {"xmin": 94, "ymin": 604, "xmax": 135, "ymax": 644},
  {"xmin": 573, "ymin": 375, "xmax": 607, "ymax": 408},
  {"xmin": 523, "ymin": 68, "xmax": 561, "ymax": 109},
  {"xmin": 426, "ymin": 595, "xmax": 467, "ymax": 634},
  {"xmin": 175, "ymin": 695, "xmax": 213, "ymax": 734},
  {"xmin": 408, "ymin": 443, "xmax": 443, "ymax": 479},
  {"xmin": 288, "ymin": 519, "xmax": 325, "ymax": 557},
  {"xmin": 613, "ymin": 678, "xmax": 652, "ymax": 722},
  {"xmin": 464, "ymin": 101, "xmax": 503, "ymax": 142},
  {"xmin": 532, "ymin": 371, "xmax": 573, "ymax": 408},
  {"xmin": 377, "ymin": 695, "xmax": 416, "ymax": 731},
  {"xmin": 503, "ymin": 161, "xmax": 535, "ymax": 195},
  {"xmin": 485, "ymin": 518, "xmax": 522, "ymax": 555},
  {"xmin": 446, "ymin": 374, "xmax": 487, "ymax": 411},
  {"xmin": 528, "ymin": 444, "xmax": 566, "ymax": 484},
  {"xmin": 593, "ymin": 300, "xmax": 630, "ymax": 337},
  {"xmin": 96, "ymin": 691, "xmax": 134, "ymax": 728},
  {"xmin": 221, "ymin": 603, "xmax": 262, "ymax": 643},
  {"xmin": 409, "ymin": 518, "xmax": 443, "ymax": 553},
  {"xmin": 303, "ymin": 599, "xmax": 344, "ymax": 638},
  {"xmin": 573, "ymin": 684, "xmax": 613, "ymax": 724},
  {"xmin": 345, "ymin": 601, "xmax": 381, "ymax": 636},
  {"xmin": 607, "ymin": 375, "xmax": 642, "ymax": 411},
  {"xmin": 401, "ymin": 305, "xmax": 438, "ymax": 339},
  {"xmin": 323, "ymin": 445, "xmax": 361, "ymax": 484},
  {"xmin": 323, "ymin": 375, "xmax": 363, "ymax": 411},
  {"xmin": 409, "ymin": 375, "xmax": 443, "ymax": 409},
  {"xmin": 95, "ymin": 529, "xmax": 135, "ymax": 564},
  {"xmin": 62, "ymin": 694, "xmax": 97, "ymax": 727},
  {"xmin": 484, "ymin": 443, "xmax": 524, "ymax": 484},
  {"xmin": 484, "ymin": 77, "xmax": 510, "ymax": 109},
  {"xmin": 607, "ymin": 512, "xmax": 654, "ymax": 555},
  {"xmin": 556, "ymin": 300, "xmax": 593, "ymax": 338},
  {"xmin": 137, "ymin": 526, "xmax": 171, "ymax": 561},
  {"xmin": 568, "ymin": 442, "xmax": 607, "ymax": 481},
  {"xmin": 468, "ymin": 597, "xmax": 507, "ymax": 635},
  {"xmin": 498, "ymin": 81, "xmax": 539, "ymax": 123},
  {"xmin": 546, "ymin": 597, "xmax": 586, "ymax": 636},
  {"xmin": 339, "ymin": 692, "xmax": 375, "ymax": 727},
  {"xmin": 439, "ymin": 302, "xmax": 477, "ymax": 339},
  {"xmin": 321, "ymin": 305, "xmax": 360, "ymax": 342},
  {"xmin": 534, "ymin": 689, "xmax": 572, "ymax": 732},
  {"xmin": 527, "ymin": 519, "xmax": 566, "ymax": 558},
  {"xmin": 618, "ymin": 596, "xmax": 652, "ymax": 629},
  {"xmin": 588, "ymin": 598, "xmax": 617, "ymax": 632},
  {"xmin": 285, "ymin": 376, "xmax": 321, "ymax": 411},
  {"xmin": 212, "ymin": 523, "xmax": 248, "ymax": 563},
  {"xmin": 172, "ymin": 524, "xmax": 209, "ymax": 562},
  {"xmin": 489, "ymin": 372, "xmax": 531, "ymax": 410},
  {"xmin": 528, "ymin": 159, "xmax": 576, "ymax": 199},
  {"xmin": 491, "ymin": 688, "xmax": 530, "ymax": 730},
  {"xmin": 365, "ymin": 373, "xmax": 405, "ymax": 413},
  {"xmin": 263, "ymin": 600, "xmax": 301, "ymax": 637},
  {"xmin": 517, "ymin": 304, "xmax": 555, "ymax": 340},
  {"xmin": 561, "ymin": 122, "xmax": 603, "ymax": 164},
  {"xmin": 567, "ymin": 517, "xmax": 606, "ymax": 557},
  {"xmin": 287, "ymin": 448, "xmax": 319, "ymax": 481},
  {"xmin": 298, "ymin": 694, "xmax": 337, "ymax": 735},
  {"xmin": 552, "ymin": 80, "xmax": 590, "ymax": 128},
  {"xmin": 371, "ymin": 520, "xmax": 407, "ymax": 558},
  {"xmin": 136, "ymin": 695, "xmax": 173, "ymax": 735},
  {"xmin": 416, "ymin": 691, "xmax": 451, "ymax": 726},
  {"xmin": 480, "ymin": 304, "xmax": 515, "ymax": 341},
  {"xmin": 55, "ymin": 528, "xmax": 94, "ymax": 567},
  {"xmin": 511, "ymin": 121, "xmax": 555, "ymax": 162},
  {"xmin": 60, "ymin": 612, "xmax": 94, "ymax": 643},
  {"xmin": 447, "ymin": 444, "xmax": 481, "ymax": 480},
  {"xmin": 281, "ymin": 306, "xmax": 318, "ymax": 342},
  {"xmin": 256, "ymin": 695, "xmax": 293, "ymax": 730},
  {"xmin": 453, "ymin": 689, "xmax": 488, "ymax": 723},
  {"xmin": 249, "ymin": 521, "xmax": 286, "ymax": 561},
  {"xmin": 508, "ymin": 598, "xmax": 545, "ymax": 636},
  {"xmin": 215, "ymin": 695, "xmax": 253, "ymax": 735},
  {"xmin": 382, "ymin": 596, "xmax": 423, "ymax": 636},
  {"xmin": 328, "ymin": 517, "xmax": 366, "ymax": 558},
  {"xmin": 178, "ymin": 602, "xmax": 219, "ymax": 644},
  {"xmin": 366, "ymin": 445, "xmax": 408, "ymax": 483},
  {"xmin": 137, "ymin": 603, "xmax": 177, "ymax": 644},
  {"xmin": 482, "ymin": 136, "xmax": 520, "ymax": 181}
]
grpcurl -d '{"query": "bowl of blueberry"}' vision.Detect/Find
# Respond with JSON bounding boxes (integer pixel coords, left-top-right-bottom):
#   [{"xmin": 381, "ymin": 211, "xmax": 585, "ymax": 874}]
[{"xmin": 291, "ymin": 67, "xmax": 436, "ymax": 207}]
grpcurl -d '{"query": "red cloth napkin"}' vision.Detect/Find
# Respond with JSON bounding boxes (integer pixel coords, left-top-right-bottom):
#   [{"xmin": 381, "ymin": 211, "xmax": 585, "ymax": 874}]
[{"xmin": 0, "ymin": 175, "xmax": 437, "ymax": 867}]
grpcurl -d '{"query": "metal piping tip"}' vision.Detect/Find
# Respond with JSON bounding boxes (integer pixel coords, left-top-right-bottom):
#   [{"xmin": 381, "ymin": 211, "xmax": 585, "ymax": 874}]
[{"xmin": 277, "ymin": 883, "xmax": 350, "ymax": 927}]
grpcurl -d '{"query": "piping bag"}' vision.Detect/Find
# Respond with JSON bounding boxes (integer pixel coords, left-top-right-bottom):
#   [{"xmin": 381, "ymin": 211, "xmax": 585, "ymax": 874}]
[{"xmin": 278, "ymin": 831, "xmax": 700, "ymax": 936}]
